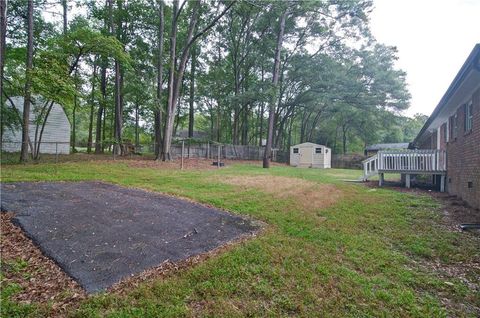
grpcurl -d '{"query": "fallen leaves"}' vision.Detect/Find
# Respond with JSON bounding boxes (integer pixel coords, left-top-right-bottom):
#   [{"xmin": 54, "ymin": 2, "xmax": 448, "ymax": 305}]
[{"xmin": 1, "ymin": 212, "xmax": 86, "ymax": 316}]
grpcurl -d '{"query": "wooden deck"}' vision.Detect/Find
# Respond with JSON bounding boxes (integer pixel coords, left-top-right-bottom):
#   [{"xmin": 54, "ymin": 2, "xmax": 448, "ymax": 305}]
[{"xmin": 363, "ymin": 149, "xmax": 447, "ymax": 191}]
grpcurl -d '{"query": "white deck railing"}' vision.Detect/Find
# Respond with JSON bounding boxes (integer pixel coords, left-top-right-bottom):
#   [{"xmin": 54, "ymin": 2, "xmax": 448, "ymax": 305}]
[
  {"xmin": 377, "ymin": 149, "xmax": 446, "ymax": 172},
  {"xmin": 363, "ymin": 149, "xmax": 446, "ymax": 181}
]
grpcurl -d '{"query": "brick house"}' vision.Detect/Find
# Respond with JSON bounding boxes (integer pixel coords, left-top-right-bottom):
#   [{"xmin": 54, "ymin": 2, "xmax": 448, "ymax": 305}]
[
  {"xmin": 362, "ymin": 44, "xmax": 479, "ymax": 210},
  {"xmin": 412, "ymin": 44, "xmax": 480, "ymax": 209}
]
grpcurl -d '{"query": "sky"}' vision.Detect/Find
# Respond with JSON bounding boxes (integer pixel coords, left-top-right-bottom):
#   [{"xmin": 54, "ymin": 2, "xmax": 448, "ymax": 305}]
[{"xmin": 370, "ymin": 0, "xmax": 480, "ymax": 117}]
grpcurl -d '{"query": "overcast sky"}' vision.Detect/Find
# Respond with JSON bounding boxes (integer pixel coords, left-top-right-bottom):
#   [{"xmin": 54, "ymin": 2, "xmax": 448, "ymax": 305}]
[{"xmin": 370, "ymin": 0, "xmax": 480, "ymax": 117}]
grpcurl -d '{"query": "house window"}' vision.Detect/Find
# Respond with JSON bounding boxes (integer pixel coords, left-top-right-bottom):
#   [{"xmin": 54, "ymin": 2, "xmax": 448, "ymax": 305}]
[
  {"xmin": 465, "ymin": 101, "xmax": 473, "ymax": 132},
  {"xmin": 293, "ymin": 148, "xmax": 299, "ymax": 154},
  {"xmin": 449, "ymin": 116, "xmax": 454, "ymax": 139},
  {"xmin": 315, "ymin": 147, "xmax": 322, "ymax": 154},
  {"xmin": 450, "ymin": 113, "xmax": 458, "ymax": 140}
]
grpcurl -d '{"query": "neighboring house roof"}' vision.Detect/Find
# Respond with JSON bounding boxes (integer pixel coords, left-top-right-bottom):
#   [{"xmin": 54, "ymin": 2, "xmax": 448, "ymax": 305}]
[
  {"xmin": 364, "ymin": 143, "xmax": 410, "ymax": 151},
  {"xmin": 413, "ymin": 44, "xmax": 480, "ymax": 146},
  {"xmin": 291, "ymin": 142, "xmax": 330, "ymax": 148}
]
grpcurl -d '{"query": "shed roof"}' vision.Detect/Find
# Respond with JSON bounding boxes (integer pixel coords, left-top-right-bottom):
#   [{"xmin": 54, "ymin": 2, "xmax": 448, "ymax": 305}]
[
  {"xmin": 291, "ymin": 142, "xmax": 329, "ymax": 148},
  {"xmin": 365, "ymin": 143, "xmax": 410, "ymax": 151}
]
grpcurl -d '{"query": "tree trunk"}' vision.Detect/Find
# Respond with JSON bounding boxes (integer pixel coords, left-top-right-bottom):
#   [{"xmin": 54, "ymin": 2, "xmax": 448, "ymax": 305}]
[
  {"xmin": 102, "ymin": 105, "xmax": 107, "ymax": 151},
  {"xmin": 162, "ymin": 0, "xmax": 234, "ymax": 160},
  {"xmin": 263, "ymin": 9, "xmax": 287, "ymax": 168},
  {"xmin": 0, "ymin": 0, "xmax": 6, "ymax": 106},
  {"xmin": 95, "ymin": 0, "xmax": 112, "ymax": 154},
  {"xmin": 113, "ymin": 0, "xmax": 123, "ymax": 156},
  {"xmin": 72, "ymin": 92, "xmax": 77, "ymax": 152},
  {"xmin": 34, "ymin": 101, "xmax": 54, "ymax": 159},
  {"xmin": 232, "ymin": 60, "xmax": 240, "ymax": 145},
  {"xmin": 188, "ymin": 45, "xmax": 197, "ymax": 139},
  {"xmin": 258, "ymin": 66, "xmax": 264, "ymax": 146},
  {"xmin": 87, "ymin": 60, "xmax": 97, "ymax": 153},
  {"xmin": 241, "ymin": 68, "xmax": 249, "ymax": 145},
  {"xmin": 0, "ymin": 0, "xmax": 6, "ymax": 143},
  {"xmin": 333, "ymin": 124, "xmax": 339, "ymax": 154},
  {"xmin": 161, "ymin": 0, "xmax": 179, "ymax": 161},
  {"xmin": 154, "ymin": 0, "xmax": 164, "ymax": 160},
  {"xmin": 113, "ymin": 61, "xmax": 122, "ymax": 155},
  {"xmin": 62, "ymin": 0, "xmax": 67, "ymax": 35},
  {"xmin": 95, "ymin": 58, "xmax": 107, "ymax": 154},
  {"xmin": 135, "ymin": 99, "xmax": 139, "ymax": 148},
  {"xmin": 20, "ymin": 0, "xmax": 34, "ymax": 162},
  {"xmin": 342, "ymin": 124, "xmax": 348, "ymax": 154}
]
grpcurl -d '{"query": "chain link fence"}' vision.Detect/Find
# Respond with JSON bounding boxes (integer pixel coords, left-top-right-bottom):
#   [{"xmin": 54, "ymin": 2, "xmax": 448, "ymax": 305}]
[{"xmin": 1, "ymin": 140, "xmax": 288, "ymax": 165}]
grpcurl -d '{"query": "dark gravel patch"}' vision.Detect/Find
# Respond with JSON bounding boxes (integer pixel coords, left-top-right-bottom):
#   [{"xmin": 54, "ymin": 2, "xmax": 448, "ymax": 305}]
[{"xmin": 0, "ymin": 181, "xmax": 258, "ymax": 293}]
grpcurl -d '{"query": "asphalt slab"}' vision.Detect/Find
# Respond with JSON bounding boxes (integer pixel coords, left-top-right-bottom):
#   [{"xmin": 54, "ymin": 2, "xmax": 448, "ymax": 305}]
[{"xmin": 1, "ymin": 181, "xmax": 258, "ymax": 293}]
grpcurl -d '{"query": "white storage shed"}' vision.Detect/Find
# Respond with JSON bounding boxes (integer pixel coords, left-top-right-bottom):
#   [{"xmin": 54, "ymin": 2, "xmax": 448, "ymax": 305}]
[
  {"xmin": 1, "ymin": 96, "xmax": 70, "ymax": 154},
  {"xmin": 290, "ymin": 142, "xmax": 331, "ymax": 168}
]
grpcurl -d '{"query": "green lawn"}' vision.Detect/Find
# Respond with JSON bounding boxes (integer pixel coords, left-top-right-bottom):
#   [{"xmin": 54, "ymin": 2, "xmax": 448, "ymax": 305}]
[{"xmin": 1, "ymin": 161, "xmax": 479, "ymax": 317}]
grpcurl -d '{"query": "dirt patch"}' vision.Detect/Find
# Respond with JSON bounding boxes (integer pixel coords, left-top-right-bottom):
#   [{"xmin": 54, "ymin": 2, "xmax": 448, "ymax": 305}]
[
  {"xmin": 125, "ymin": 158, "xmax": 286, "ymax": 170},
  {"xmin": 1, "ymin": 212, "xmax": 86, "ymax": 315},
  {"xmin": 222, "ymin": 175, "xmax": 342, "ymax": 212}
]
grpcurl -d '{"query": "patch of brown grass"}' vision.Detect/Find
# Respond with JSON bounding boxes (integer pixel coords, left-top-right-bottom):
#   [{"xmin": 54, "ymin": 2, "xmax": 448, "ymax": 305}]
[{"xmin": 222, "ymin": 175, "xmax": 342, "ymax": 212}]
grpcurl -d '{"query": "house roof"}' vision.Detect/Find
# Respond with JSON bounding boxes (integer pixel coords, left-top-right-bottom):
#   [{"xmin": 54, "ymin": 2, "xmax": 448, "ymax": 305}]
[
  {"xmin": 365, "ymin": 143, "xmax": 410, "ymax": 151},
  {"xmin": 291, "ymin": 142, "xmax": 329, "ymax": 148},
  {"xmin": 413, "ymin": 44, "xmax": 480, "ymax": 146}
]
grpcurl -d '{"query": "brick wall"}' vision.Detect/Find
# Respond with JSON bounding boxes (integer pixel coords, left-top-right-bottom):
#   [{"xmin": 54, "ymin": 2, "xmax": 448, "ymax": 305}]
[{"xmin": 446, "ymin": 86, "xmax": 480, "ymax": 209}]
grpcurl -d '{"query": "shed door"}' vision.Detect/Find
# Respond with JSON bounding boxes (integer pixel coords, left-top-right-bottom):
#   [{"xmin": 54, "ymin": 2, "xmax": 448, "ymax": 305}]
[{"xmin": 299, "ymin": 148, "xmax": 312, "ymax": 165}]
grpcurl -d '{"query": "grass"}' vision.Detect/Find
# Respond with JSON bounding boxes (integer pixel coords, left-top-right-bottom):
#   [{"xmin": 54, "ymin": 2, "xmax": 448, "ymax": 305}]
[{"xmin": 1, "ymin": 160, "xmax": 479, "ymax": 317}]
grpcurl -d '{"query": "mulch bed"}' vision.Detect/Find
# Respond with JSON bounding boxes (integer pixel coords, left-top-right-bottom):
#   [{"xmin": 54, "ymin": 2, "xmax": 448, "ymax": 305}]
[{"xmin": 1, "ymin": 212, "xmax": 86, "ymax": 314}]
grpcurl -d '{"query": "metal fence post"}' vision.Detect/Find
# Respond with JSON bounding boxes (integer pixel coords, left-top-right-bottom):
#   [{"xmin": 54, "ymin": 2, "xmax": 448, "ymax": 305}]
[{"xmin": 55, "ymin": 142, "xmax": 58, "ymax": 164}]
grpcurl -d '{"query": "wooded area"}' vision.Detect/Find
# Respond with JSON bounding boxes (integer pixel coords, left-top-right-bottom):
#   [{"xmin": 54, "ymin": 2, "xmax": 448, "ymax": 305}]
[{"xmin": 0, "ymin": 0, "xmax": 426, "ymax": 164}]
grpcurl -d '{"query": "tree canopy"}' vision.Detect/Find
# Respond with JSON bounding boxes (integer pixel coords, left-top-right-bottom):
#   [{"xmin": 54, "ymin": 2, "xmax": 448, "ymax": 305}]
[{"xmin": 1, "ymin": 0, "xmax": 423, "ymax": 162}]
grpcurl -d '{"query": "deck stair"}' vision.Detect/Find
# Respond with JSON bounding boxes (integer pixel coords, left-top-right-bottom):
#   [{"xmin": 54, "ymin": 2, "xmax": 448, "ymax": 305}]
[{"xmin": 362, "ymin": 154, "xmax": 379, "ymax": 181}]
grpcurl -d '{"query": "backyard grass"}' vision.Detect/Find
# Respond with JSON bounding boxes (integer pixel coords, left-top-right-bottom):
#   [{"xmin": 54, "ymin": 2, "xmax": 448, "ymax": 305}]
[{"xmin": 1, "ymin": 160, "xmax": 479, "ymax": 317}]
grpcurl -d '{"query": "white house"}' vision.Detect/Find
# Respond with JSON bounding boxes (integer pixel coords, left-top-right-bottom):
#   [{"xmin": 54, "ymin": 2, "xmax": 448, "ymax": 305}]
[
  {"xmin": 1, "ymin": 96, "xmax": 70, "ymax": 154},
  {"xmin": 290, "ymin": 142, "xmax": 331, "ymax": 168}
]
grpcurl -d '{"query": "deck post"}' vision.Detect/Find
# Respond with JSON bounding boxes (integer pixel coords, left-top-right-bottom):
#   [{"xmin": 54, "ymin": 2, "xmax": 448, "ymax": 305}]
[
  {"xmin": 379, "ymin": 173, "xmax": 384, "ymax": 187},
  {"xmin": 405, "ymin": 174, "xmax": 411, "ymax": 188},
  {"xmin": 440, "ymin": 175, "xmax": 445, "ymax": 192}
]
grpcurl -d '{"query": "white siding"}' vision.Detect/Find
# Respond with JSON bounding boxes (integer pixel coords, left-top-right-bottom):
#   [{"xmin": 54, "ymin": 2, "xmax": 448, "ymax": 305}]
[{"xmin": 2, "ymin": 96, "xmax": 70, "ymax": 154}]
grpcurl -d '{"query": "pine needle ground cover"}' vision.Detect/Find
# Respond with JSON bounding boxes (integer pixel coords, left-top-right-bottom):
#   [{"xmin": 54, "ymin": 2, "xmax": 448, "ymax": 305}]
[{"xmin": 1, "ymin": 161, "xmax": 479, "ymax": 317}]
